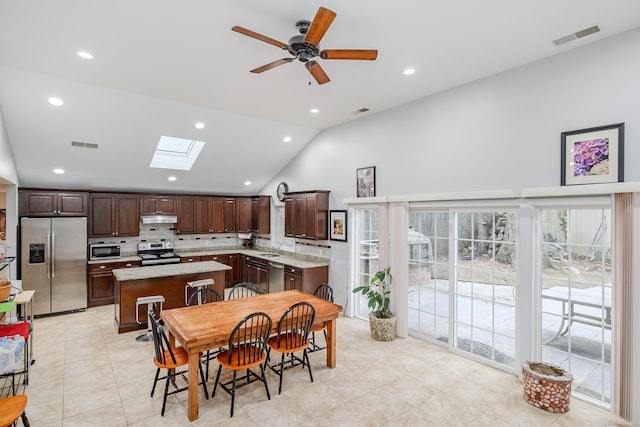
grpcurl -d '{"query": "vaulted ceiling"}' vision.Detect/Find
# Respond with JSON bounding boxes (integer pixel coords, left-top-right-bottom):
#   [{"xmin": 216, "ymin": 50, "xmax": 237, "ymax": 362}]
[{"xmin": 1, "ymin": 1, "xmax": 639, "ymax": 195}]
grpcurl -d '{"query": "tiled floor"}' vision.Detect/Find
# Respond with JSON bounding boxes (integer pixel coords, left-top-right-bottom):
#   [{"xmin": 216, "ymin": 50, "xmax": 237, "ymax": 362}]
[{"xmin": 7, "ymin": 305, "xmax": 633, "ymax": 426}]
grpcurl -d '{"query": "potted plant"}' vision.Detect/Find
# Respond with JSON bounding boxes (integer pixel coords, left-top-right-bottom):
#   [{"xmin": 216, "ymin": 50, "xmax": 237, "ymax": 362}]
[{"xmin": 352, "ymin": 267, "xmax": 397, "ymax": 341}]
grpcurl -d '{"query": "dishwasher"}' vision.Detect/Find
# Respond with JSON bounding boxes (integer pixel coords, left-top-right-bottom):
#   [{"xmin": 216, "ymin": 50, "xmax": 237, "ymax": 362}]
[{"xmin": 268, "ymin": 261, "xmax": 284, "ymax": 293}]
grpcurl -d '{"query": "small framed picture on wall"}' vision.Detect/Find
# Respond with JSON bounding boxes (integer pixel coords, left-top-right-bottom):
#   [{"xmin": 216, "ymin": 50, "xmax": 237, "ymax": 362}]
[
  {"xmin": 356, "ymin": 166, "xmax": 376, "ymax": 197},
  {"xmin": 329, "ymin": 210, "xmax": 347, "ymax": 242},
  {"xmin": 561, "ymin": 123, "xmax": 624, "ymax": 186}
]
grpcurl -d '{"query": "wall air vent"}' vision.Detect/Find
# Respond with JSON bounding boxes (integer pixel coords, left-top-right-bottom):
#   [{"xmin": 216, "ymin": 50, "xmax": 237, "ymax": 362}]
[
  {"xmin": 71, "ymin": 141, "xmax": 99, "ymax": 149},
  {"xmin": 553, "ymin": 25, "xmax": 600, "ymax": 46},
  {"xmin": 352, "ymin": 107, "xmax": 371, "ymax": 115}
]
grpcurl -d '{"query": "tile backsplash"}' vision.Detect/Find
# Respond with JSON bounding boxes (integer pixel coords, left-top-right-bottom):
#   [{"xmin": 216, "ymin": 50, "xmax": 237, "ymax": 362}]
[{"xmin": 88, "ymin": 223, "xmax": 331, "ymax": 260}]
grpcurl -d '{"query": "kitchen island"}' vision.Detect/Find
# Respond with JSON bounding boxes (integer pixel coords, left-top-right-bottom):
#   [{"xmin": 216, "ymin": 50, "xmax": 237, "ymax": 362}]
[{"xmin": 113, "ymin": 261, "xmax": 230, "ymax": 333}]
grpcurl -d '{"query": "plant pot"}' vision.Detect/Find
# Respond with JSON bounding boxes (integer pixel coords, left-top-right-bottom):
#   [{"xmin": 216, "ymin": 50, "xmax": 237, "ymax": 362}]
[
  {"xmin": 368, "ymin": 312, "xmax": 397, "ymax": 341},
  {"xmin": 522, "ymin": 361, "xmax": 573, "ymax": 413}
]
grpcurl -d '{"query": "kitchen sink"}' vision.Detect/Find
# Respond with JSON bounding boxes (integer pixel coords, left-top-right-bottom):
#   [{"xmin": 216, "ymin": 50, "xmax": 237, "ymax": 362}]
[{"xmin": 259, "ymin": 253, "xmax": 280, "ymax": 257}]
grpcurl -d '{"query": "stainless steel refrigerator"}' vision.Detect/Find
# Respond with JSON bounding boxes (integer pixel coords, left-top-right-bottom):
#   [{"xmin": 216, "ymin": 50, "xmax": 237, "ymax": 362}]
[{"xmin": 21, "ymin": 217, "xmax": 87, "ymax": 315}]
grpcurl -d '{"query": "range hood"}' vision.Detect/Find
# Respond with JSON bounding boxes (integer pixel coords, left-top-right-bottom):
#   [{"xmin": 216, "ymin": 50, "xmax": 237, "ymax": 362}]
[{"xmin": 140, "ymin": 214, "xmax": 178, "ymax": 225}]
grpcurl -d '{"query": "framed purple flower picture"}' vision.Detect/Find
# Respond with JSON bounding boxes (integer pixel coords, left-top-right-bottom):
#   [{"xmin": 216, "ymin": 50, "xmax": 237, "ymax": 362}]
[{"xmin": 561, "ymin": 123, "xmax": 624, "ymax": 186}]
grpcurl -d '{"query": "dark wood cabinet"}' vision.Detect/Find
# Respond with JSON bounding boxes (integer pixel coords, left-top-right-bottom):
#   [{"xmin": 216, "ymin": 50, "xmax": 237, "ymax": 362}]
[
  {"xmin": 236, "ymin": 197, "xmax": 251, "ymax": 233},
  {"xmin": 176, "ymin": 196, "xmax": 197, "ymax": 235},
  {"xmin": 284, "ymin": 197, "xmax": 294, "ymax": 237},
  {"xmin": 88, "ymin": 260, "xmax": 140, "ymax": 307},
  {"xmin": 140, "ymin": 195, "xmax": 176, "ymax": 215},
  {"xmin": 20, "ymin": 190, "xmax": 88, "ymax": 217},
  {"xmin": 284, "ymin": 267, "xmax": 303, "ymax": 291},
  {"xmin": 196, "ymin": 197, "xmax": 217, "ymax": 234},
  {"xmin": 251, "ymin": 196, "xmax": 271, "ymax": 234},
  {"xmin": 201, "ymin": 253, "xmax": 240, "ymax": 287},
  {"xmin": 197, "ymin": 196, "xmax": 231, "ymax": 233},
  {"xmin": 244, "ymin": 256, "xmax": 269, "ymax": 293},
  {"xmin": 224, "ymin": 198, "xmax": 236, "ymax": 233},
  {"xmin": 284, "ymin": 191, "xmax": 329, "ymax": 240},
  {"xmin": 284, "ymin": 264, "xmax": 329, "ymax": 294},
  {"xmin": 89, "ymin": 193, "xmax": 139, "ymax": 237},
  {"xmin": 228, "ymin": 254, "xmax": 242, "ymax": 286}
]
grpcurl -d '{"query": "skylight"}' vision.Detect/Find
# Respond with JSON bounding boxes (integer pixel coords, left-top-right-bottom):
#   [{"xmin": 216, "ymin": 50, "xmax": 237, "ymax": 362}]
[{"xmin": 149, "ymin": 136, "xmax": 205, "ymax": 171}]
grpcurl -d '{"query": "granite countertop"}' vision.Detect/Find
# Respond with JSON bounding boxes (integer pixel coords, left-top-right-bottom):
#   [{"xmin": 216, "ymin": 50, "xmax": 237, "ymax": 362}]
[
  {"xmin": 177, "ymin": 248, "xmax": 330, "ymax": 269},
  {"xmin": 112, "ymin": 261, "xmax": 230, "ymax": 281}
]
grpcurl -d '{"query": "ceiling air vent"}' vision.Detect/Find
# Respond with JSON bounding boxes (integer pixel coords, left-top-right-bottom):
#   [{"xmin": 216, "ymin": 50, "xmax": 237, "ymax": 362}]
[
  {"xmin": 352, "ymin": 107, "xmax": 370, "ymax": 115},
  {"xmin": 71, "ymin": 141, "xmax": 99, "ymax": 149},
  {"xmin": 553, "ymin": 25, "xmax": 600, "ymax": 46}
]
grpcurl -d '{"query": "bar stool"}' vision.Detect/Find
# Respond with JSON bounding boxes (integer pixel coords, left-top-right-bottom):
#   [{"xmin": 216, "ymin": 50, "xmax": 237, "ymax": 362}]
[
  {"xmin": 135, "ymin": 295, "xmax": 165, "ymax": 342},
  {"xmin": 184, "ymin": 279, "xmax": 214, "ymax": 306}
]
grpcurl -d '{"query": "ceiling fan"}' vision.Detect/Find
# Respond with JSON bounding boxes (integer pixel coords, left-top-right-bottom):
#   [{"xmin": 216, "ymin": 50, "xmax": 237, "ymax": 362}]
[{"xmin": 232, "ymin": 6, "xmax": 378, "ymax": 85}]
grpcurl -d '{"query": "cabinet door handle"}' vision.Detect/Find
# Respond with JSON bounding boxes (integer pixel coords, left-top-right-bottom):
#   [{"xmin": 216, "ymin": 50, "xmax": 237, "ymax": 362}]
[{"xmin": 100, "ymin": 265, "xmax": 106, "ymax": 269}]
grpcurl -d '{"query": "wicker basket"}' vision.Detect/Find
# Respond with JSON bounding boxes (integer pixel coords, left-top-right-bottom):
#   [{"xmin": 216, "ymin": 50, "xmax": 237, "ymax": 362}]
[{"xmin": 0, "ymin": 278, "xmax": 11, "ymax": 302}]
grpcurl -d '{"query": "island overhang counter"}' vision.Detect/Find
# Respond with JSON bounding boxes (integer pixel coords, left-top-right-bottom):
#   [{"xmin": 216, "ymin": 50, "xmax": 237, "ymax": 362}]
[{"xmin": 113, "ymin": 261, "xmax": 230, "ymax": 333}]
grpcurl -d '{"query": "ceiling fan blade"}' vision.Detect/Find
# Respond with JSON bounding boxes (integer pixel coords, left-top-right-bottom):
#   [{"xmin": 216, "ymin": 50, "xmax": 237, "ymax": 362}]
[
  {"xmin": 232, "ymin": 26, "xmax": 287, "ymax": 49},
  {"xmin": 304, "ymin": 7, "xmax": 336, "ymax": 46},
  {"xmin": 320, "ymin": 49, "xmax": 378, "ymax": 60},
  {"xmin": 250, "ymin": 58, "xmax": 294, "ymax": 74},
  {"xmin": 305, "ymin": 60, "xmax": 330, "ymax": 85}
]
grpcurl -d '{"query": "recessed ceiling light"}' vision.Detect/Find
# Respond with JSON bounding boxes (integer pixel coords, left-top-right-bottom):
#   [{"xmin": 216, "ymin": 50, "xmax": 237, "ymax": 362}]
[
  {"xmin": 403, "ymin": 68, "xmax": 416, "ymax": 75},
  {"xmin": 48, "ymin": 97, "xmax": 64, "ymax": 106},
  {"xmin": 77, "ymin": 51, "xmax": 93, "ymax": 59},
  {"xmin": 53, "ymin": 168, "xmax": 65, "ymax": 174},
  {"xmin": 283, "ymin": 136, "xmax": 292, "ymax": 143},
  {"xmin": 310, "ymin": 108, "xmax": 319, "ymax": 114},
  {"xmin": 244, "ymin": 181, "xmax": 252, "ymax": 186},
  {"xmin": 168, "ymin": 176, "xmax": 177, "ymax": 182},
  {"xmin": 195, "ymin": 122, "xmax": 205, "ymax": 129}
]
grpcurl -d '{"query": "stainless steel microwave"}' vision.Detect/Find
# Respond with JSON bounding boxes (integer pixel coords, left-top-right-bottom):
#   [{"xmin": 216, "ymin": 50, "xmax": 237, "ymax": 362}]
[{"xmin": 89, "ymin": 243, "xmax": 121, "ymax": 260}]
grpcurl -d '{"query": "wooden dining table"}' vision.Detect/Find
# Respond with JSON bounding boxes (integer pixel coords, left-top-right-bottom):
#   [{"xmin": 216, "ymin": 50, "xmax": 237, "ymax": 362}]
[{"xmin": 161, "ymin": 289, "xmax": 343, "ymax": 421}]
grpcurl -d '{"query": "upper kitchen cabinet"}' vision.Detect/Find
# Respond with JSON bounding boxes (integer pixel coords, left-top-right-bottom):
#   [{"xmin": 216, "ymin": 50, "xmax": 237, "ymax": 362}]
[
  {"xmin": 139, "ymin": 195, "xmax": 177, "ymax": 215},
  {"xmin": 236, "ymin": 197, "xmax": 251, "ymax": 233},
  {"xmin": 284, "ymin": 191, "xmax": 329, "ymax": 240},
  {"xmin": 224, "ymin": 198, "xmax": 236, "ymax": 233},
  {"xmin": 176, "ymin": 196, "xmax": 196, "ymax": 235},
  {"xmin": 19, "ymin": 190, "xmax": 88, "ymax": 217},
  {"xmin": 89, "ymin": 193, "xmax": 139, "ymax": 237},
  {"xmin": 196, "ymin": 196, "xmax": 223, "ymax": 233},
  {"xmin": 251, "ymin": 196, "xmax": 271, "ymax": 234}
]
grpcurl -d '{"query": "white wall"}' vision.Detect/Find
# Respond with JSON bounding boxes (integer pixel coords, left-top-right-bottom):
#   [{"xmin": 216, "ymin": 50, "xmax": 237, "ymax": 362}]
[{"xmin": 265, "ymin": 26, "xmax": 640, "ymax": 278}]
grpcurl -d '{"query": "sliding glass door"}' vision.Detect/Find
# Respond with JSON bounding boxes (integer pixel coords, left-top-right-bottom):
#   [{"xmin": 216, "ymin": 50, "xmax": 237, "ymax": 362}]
[
  {"xmin": 453, "ymin": 211, "xmax": 517, "ymax": 370},
  {"xmin": 407, "ymin": 210, "xmax": 450, "ymax": 345},
  {"xmin": 539, "ymin": 207, "xmax": 612, "ymax": 406}
]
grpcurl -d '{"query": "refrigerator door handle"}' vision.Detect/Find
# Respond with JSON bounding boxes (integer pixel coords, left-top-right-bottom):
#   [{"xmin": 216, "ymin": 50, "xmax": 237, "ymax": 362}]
[
  {"xmin": 51, "ymin": 231, "xmax": 56, "ymax": 278},
  {"xmin": 47, "ymin": 231, "xmax": 51, "ymax": 279}
]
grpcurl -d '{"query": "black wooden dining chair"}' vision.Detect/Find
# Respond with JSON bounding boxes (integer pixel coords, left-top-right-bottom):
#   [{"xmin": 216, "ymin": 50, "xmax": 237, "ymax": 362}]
[
  {"xmin": 309, "ymin": 283, "xmax": 334, "ymax": 352},
  {"xmin": 212, "ymin": 312, "xmax": 272, "ymax": 417},
  {"xmin": 267, "ymin": 301, "xmax": 316, "ymax": 394},
  {"xmin": 227, "ymin": 281, "xmax": 265, "ymax": 300},
  {"xmin": 149, "ymin": 311, "xmax": 209, "ymax": 416}
]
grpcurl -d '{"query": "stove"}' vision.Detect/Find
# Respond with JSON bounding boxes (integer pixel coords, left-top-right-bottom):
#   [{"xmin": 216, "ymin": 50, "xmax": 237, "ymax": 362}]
[{"xmin": 137, "ymin": 242, "xmax": 181, "ymax": 266}]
